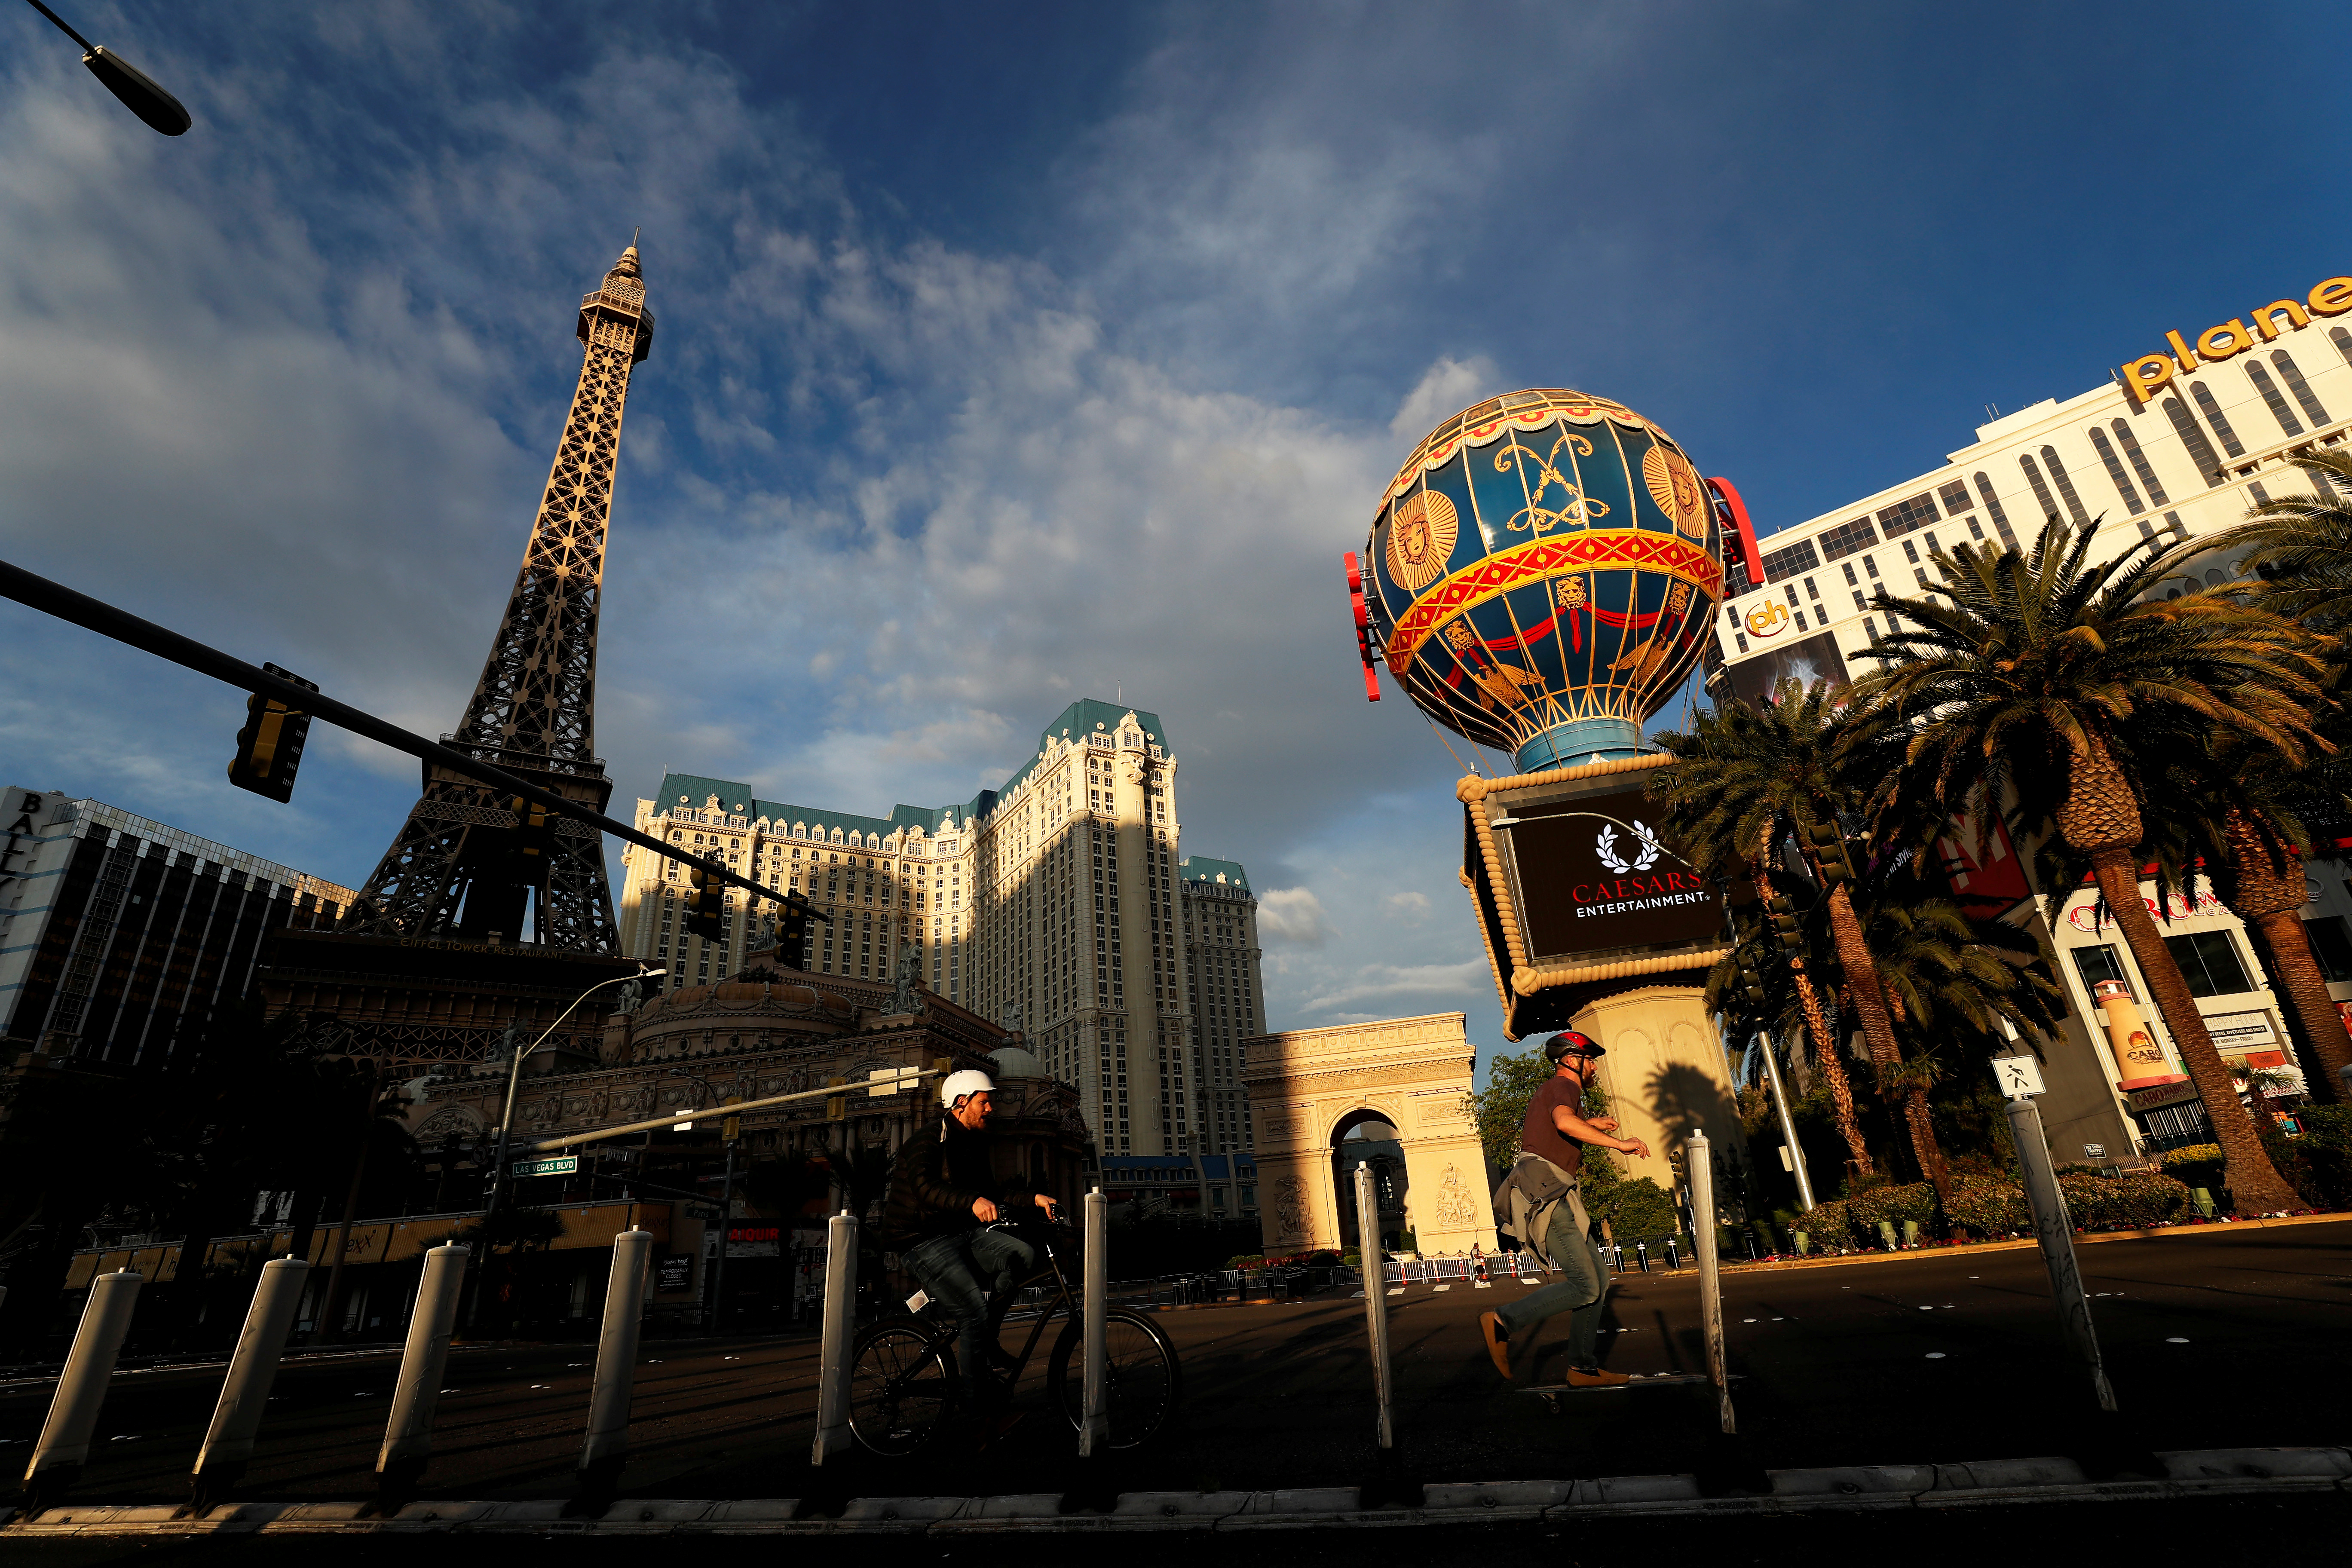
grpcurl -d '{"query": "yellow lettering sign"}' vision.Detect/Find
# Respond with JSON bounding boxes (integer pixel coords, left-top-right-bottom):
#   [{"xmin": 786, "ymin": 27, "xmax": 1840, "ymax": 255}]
[{"xmin": 2122, "ymin": 272, "xmax": 2352, "ymax": 396}]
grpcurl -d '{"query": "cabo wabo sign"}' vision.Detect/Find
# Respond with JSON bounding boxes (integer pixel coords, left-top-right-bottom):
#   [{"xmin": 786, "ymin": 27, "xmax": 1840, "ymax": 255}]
[{"xmin": 2121, "ymin": 270, "xmax": 2352, "ymax": 405}]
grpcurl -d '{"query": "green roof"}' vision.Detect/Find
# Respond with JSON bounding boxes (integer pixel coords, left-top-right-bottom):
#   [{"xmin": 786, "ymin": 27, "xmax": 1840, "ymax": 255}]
[
  {"xmin": 1180, "ymin": 856, "xmax": 1250, "ymax": 892},
  {"xmin": 647, "ymin": 700, "xmax": 1175, "ymax": 847}
]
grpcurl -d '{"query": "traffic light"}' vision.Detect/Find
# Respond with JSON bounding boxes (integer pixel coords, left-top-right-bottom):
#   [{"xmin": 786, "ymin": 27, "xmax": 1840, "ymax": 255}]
[
  {"xmin": 1736, "ymin": 951, "xmax": 1768, "ymax": 1008},
  {"xmin": 1768, "ymin": 895, "xmax": 1802, "ymax": 952},
  {"xmin": 722, "ymin": 1097, "xmax": 742, "ymax": 1143},
  {"xmin": 509, "ymin": 796, "xmax": 555, "ymax": 877},
  {"xmin": 226, "ymin": 664, "xmax": 318, "ymax": 802},
  {"xmin": 825, "ymin": 1075, "xmax": 848, "ymax": 1121},
  {"xmin": 1807, "ymin": 820, "xmax": 1856, "ymax": 885},
  {"xmin": 777, "ymin": 903, "xmax": 809, "ymax": 970},
  {"xmin": 685, "ymin": 861, "xmax": 725, "ymax": 942}
]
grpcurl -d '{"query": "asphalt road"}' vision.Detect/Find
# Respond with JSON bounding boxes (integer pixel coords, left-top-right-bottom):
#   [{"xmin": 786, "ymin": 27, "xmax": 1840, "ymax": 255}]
[{"xmin": 5, "ymin": 1222, "xmax": 2346, "ymax": 1510}]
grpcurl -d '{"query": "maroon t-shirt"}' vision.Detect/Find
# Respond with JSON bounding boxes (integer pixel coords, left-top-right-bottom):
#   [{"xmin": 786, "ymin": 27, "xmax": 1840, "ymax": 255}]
[{"xmin": 1522, "ymin": 1072, "xmax": 1586, "ymax": 1177}]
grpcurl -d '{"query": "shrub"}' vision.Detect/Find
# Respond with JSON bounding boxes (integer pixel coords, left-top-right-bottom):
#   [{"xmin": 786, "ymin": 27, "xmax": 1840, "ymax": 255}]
[
  {"xmin": 1601, "ymin": 1176, "xmax": 1681, "ymax": 1239},
  {"xmin": 1945, "ymin": 1173, "xmax": 2028, "ymax": 1234},
  {"xmin": 2160, "ymin": 1143, "xmax": 2227, "ymax": 1193},
  {"xmin": 1792, "ymin": 1199, "xmax": 1854, "ymax": 1249},
  {"xmin": 1225, "ymin": 1254, "xmax": 1266, "ymax": 1270},
  {"xmin": 1845, "ymin": 1182, "xmax": 1937, "ymax": 1231},
  {"xmin": 2263, "ymin": 1104, "xmax": 2352, "ymax": 1211},
  {"xmin": 2058, "ymin": 1169, "xmax": 2191, "ymax": 1229}
]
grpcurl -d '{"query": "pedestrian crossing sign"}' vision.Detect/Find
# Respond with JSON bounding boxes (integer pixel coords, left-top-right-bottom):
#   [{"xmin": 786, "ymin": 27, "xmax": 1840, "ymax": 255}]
[{"xmin": 1991, "ymin": 1056, "xmax": 2045, "ymax": 1099}]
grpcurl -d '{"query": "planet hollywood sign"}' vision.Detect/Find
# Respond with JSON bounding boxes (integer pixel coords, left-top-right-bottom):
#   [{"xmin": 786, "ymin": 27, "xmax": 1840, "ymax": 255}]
[{"xmin": 2120, "ymin": 270, "xmax": 2352, "ymax": 405}]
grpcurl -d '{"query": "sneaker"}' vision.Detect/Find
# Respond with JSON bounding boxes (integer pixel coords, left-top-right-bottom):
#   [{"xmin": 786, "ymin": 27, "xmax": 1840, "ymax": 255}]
[
  {"xmin": 1564, "ymin": 1365, "xmax": 1630, "ymax": 1387},
  {"xmin": 1479, "ymin": 1311, "xmax": 1512, "ymax": 1380}
]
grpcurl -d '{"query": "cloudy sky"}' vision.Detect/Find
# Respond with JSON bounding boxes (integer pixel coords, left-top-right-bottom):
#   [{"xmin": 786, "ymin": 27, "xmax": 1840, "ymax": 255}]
[{"xmin": 2, "ymin": 1, "xmax": 2340, "ymax": 1072}]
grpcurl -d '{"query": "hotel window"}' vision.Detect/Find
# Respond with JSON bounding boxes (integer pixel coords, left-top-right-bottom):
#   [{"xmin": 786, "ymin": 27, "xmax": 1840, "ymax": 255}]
[
  {"xmin": 1841, "ymin": 561, "xmax": 1859, "ymax": 586},
  {"xmin": 2161, "ymin": 511, "xmax": 2188, "ymax": 540},
  {"xmin": 2086, "ymin": 426, "xmax": 2146, "ymax": 515},
  {"xmin": 2244, "ymin": 360, "xmax": 2304, "ymax": 436},
  {"xmin": 2332, "ymin": 325, "xmax": 2352, "ymax": 369},
  {"xmin": 1816, "ymin": 517, "xmax": 1878, "ymax": 561},
  {"xmin": 1901, "ymin": 539, "xmax": 1920, "ymax": 564},
  {"xmin": 2248, "ymin": 481, "xmax": 2272, "ymax": 507},
  {"xmin": 2039, "ymin": 446, "xmax": 2091, "ymax": 525},
  {"xmin": 2272, "ymin": 351, "xmax": 2330, "ymax": 426},
  {"xmin": 2018, "ymin": 453, "xmax": 2062, "ymax": 526},
  {"xmin": 1759, "ymin": 538, "xmax": 1821, "ymax": 581},
  {"xmin": 1862, "ymin": 615, "xmax": 1881, "ymax": 643},
  {"xmin": 2161, "ymin": 931, "xmax": 2252, "ymax": 998},
  {"xmin": 2304, "ymin": 915, "xmax": 2352, "ymax": 984},
  {"xmin": 1851, "ymin": 589, "xmax": 1866, "ymax": 612},
  {"xmin": 2189, "ymin": 382, "xmax": 2246, "ymax": 456},
  {"xmin": 1804, "ymin": 576, "xmax": 1820, "ymax": 600},
  {"xmin": 2110, "ymin": 420, "xmax": 2169, "ymax": 506},
  {"xmin": 1862, "ymin": 554, "xmax": 1880, "ymax": 579},
  {"xmin": 1971, "ymin": 472, "xmax": 2018, "ymax": 546},
  {"xmin": 1874, "ymin": 492, "xmax": 1939, "ymax": 538},
  {"xmin": 1962, "ymin": 515, "xmax": 1984, "ymax": 540},
  {"xmin": 2161, "ymin": 398, "xmax": 2225, "ymax": 484},
  {"xmin": 1937, "ymin": 479, "xmax": 1973, "ymax": 518}
]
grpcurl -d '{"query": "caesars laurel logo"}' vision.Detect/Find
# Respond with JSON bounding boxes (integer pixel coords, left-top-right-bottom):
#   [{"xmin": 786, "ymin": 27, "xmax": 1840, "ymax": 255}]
[{"xmin": 1594, "ymin": 820, "xmax": 1664, "ymax": 874}]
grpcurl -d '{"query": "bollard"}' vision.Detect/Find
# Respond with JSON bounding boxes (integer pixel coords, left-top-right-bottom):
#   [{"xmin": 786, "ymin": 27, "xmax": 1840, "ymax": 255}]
[
  {"xmin": 1878, "ymin": 1219, "xmax": 1899, "ymax": 1250},
  {"xmin": 1664, "ymin": 1236, "xmax": 1681, "ymax": 1270},
  {"xmin": 23, "ymin": 1269, "xmax": 143, "ymax": 1516},
  {"xmin": 2006, "ymin": 1095, "xmax": 2116, "ymax": 1411},
  {"xmin": 2192, "ymin": 1187, "xmax": 2216, "ymax": 1219},
  {"xmin": 1353, "ymin": 1163, "xmax": 1418, "ymax": 1508},
  {"xmin": 1902, "ymin": 1219, "xmax": 1920, "ymax": 1248},
  {"xmin": 1078, "ymin": 1186, "xmax": 1109, "ymax": 1457},
  {"xmin": 1634, "ymin": 1240, "xmax": 1650, "ymax": 1273},
  {"xmin": 571, "ymin": 1228, "xmax": 654, "ymax": 1513},
  {"xmin": 1795, "ymin": 1230, "xmax": 1809, "ymax": 1257},
  {"xmin": 1685, "ymin": 1131, "xmax": 1736, "ymax": 1436},
  {"xmin": 809, "ymin": 1210, "xmax": 859, "ymax": 1468},
  {"xmin": 374, "ymin": 1243, "xmax": 470, "ymax": 1509},
  {"xmin": 1610, "ymin": 1242, "xmax": 1624, "ymax": 1273},
  {"xmin": 185, "ymin": 1256, "xmax": 311, "ymax": 1514}
]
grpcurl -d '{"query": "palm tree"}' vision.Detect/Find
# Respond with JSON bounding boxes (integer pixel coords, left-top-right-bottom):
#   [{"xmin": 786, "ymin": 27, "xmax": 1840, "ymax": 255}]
[
  {"xmin": 1854, "ymin": 516, "xmax": 2324, "ymax": 1214},
  {"xmin": 1705, "ymin": 924, "xmax": 1873, "ymax": 1175},
  {"xmin": 1656, "ymin": 680, "xmax": 1929, "ymax": 1193},
  {"xmin": 2211, "ymin": 449, "xmax": 2352, "ymax": 632}
]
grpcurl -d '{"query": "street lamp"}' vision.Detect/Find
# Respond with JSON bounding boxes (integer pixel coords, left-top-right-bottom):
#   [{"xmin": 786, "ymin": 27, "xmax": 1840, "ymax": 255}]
[
  {"xmin": 668, "ymin": 1068, "xmax": 743, "ymax": 1336},
  {"xmin": 467, "ymin": 965, "xmax": 663, "ymax": 1330},
  {"xmin": 24, "ymin": 1, "xmax": 192, "ymax": 135}
]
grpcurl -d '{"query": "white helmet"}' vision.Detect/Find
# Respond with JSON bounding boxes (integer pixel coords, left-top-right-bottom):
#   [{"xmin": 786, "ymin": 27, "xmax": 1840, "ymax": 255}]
[{"xmin": 940, "ymin": 1068, "xmax": 996, "ymax": 1107}]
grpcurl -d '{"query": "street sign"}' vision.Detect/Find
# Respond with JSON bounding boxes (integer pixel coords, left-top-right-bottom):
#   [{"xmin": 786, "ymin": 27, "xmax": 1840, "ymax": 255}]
[
  {"xmin": 1991, "ymin": 1056, "xmax": 2046, "ymax": 1099},
  {"xmin": 655, "ymin": 1254, "xmax": 693, "ymax": 1292},
  {"xmin": 511, "ymin": 1155, "xmax": 579, "ymax": 1178},
  {"xmin": 867, "ymin": 1065, "xmax": 923, "ymax": 1098}
]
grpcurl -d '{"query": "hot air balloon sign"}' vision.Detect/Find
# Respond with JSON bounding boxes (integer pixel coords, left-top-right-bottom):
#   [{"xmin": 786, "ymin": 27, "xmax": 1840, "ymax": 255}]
[{"xmin": 1355, "ymin": 389, "xmax": 1727, "ymax": 771}]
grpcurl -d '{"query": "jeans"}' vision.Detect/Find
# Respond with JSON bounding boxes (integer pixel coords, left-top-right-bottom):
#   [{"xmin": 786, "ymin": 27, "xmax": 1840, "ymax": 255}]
[
  {"xmin": 1494, "ymin": 1186, "xmax": 1609, "ymax": 1369},
  {"xmin": 901, "ymin": 1228, "xmax": 1036, "ymax": 1397}
]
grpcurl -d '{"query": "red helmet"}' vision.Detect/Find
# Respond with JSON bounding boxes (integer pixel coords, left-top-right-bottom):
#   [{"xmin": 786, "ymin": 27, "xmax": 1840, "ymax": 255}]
[{"xmin": 1545, "ymin": 1030, "xmax": 1605, "ymax": 1063}]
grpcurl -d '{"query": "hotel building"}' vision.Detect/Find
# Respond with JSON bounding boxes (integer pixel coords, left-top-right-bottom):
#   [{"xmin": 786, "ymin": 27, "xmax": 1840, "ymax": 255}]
[
  {"xmin": 1709, "ymin": 269, "xmax": 2352, "ymax": 1162},
  {"xmin": 617, "ymin": 700, "xmax": 1266, "ymax": 1156}
]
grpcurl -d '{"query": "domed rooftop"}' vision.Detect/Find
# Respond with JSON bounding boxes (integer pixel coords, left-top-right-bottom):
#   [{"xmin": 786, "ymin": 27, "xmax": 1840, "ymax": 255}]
[{"xmin": 989, "ymin": 1044, "xmax": 1046, "ymax": 1080}]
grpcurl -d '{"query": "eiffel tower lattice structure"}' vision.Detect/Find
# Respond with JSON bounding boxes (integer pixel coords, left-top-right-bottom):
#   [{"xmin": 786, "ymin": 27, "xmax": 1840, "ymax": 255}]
[{"xmin": 343, "ymin": 243, "xmax": 654, "ymax": 952}]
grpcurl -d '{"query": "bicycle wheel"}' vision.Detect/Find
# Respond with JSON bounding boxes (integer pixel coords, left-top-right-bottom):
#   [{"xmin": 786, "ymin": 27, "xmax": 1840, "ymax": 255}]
[
  {"xmin": 847, "ymin": 1317, "xmax": 960, "ymax": 1457},
  {"xmin": 1045, "ymin": 1308, "xmax": 1182, "ymax": 1449}
]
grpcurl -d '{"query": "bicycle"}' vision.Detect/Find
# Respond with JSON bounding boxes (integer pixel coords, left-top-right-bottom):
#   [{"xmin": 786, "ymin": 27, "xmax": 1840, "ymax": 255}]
[{"xmin": 846, "ymin": 1219, "xmax": 1181, "ymax": 1456}]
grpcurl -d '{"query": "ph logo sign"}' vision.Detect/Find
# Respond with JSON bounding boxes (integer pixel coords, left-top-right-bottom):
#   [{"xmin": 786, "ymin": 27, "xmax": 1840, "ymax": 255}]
[{"xmin": 1743, "ymin": 600, "xmax": 1790, "ymax": 639}]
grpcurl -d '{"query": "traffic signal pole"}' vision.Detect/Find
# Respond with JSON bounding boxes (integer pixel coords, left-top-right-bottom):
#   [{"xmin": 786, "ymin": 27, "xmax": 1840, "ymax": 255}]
[
  {"xmin": 1756, "ymin": 1029, "xmax": 1816, "ymax": 1213},
  {"xmin": 0, "ymin": 557, "xmax": 824, "ymax": 928}
]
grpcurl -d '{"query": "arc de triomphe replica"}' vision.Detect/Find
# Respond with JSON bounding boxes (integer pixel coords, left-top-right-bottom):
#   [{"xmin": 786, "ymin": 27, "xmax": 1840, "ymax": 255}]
[{"xmin": 1240, "ymin": 1011, "xmax": 1497, "ymax": 1256}]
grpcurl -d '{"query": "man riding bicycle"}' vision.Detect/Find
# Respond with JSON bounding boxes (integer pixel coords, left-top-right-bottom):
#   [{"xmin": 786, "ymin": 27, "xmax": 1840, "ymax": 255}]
[{"xmin": 881, "ymin": 1068, "xmax": 1060, "ymax": 1414}]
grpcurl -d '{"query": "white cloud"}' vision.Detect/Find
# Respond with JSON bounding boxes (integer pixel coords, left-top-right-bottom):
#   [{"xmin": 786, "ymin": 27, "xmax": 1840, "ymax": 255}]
[
  {"xmin": 1302, "ymin": 960, "xmax": 1490, "ymax": 1014},
  {"xmin": 1384, "ymin": 890, "xmax": 1431, "ymax": 919},
  {"xmin": 1390, "ymin": 356, "xmax": 1501, "ymax": 446},
  {"xmin": 1257, "ymin": 887, "xmax": 1331, "ymax": 947}
]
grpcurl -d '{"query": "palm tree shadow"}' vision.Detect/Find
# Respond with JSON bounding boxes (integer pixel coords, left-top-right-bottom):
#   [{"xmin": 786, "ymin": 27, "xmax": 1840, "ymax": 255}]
[{"xmin": 1645, "ymin": 1062, "xmax": 1739, "ymax": 1151}]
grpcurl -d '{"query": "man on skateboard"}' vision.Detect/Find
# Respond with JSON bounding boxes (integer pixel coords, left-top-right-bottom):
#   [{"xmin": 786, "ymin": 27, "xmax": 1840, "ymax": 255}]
[{"xmin": 1480, "ymin": 1032, "xmax": 1649, "ymax": 1387}]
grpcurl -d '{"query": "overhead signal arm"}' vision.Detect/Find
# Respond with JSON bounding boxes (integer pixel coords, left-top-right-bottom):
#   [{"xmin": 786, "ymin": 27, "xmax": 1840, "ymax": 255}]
[{"xmin": 0, "ymin": 556, "xmax": 826, "ymax": 926}]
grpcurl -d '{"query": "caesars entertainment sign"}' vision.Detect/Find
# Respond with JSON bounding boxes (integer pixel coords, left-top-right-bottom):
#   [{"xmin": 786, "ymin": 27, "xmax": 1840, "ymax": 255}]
[
  {"xmin": 1461, "ymin": 756, "xmax": 1727, "ymax": 1038},
  {"xmin": 2119, "ymin": 269, "xmax": 2352, "ymax": 405}
]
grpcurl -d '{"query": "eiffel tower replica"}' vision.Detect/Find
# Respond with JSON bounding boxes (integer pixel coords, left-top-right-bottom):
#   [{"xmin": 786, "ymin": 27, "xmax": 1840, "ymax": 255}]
[{"xmin": 257, "ymin": 243, "xmax": 655, "ymax": 1066}]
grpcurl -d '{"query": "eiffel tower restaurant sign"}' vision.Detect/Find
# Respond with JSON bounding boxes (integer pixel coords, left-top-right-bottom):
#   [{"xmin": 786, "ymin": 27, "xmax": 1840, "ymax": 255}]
[{"xmin": 1458, "ymin": 752, "xmax": 1727, "ymax": 1040}]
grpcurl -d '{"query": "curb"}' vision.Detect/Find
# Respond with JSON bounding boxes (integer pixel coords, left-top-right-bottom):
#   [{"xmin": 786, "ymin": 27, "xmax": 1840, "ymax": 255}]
[{"xmin": 4, "ymin": 1449, "xmax": 2344, "ymax": 1535}]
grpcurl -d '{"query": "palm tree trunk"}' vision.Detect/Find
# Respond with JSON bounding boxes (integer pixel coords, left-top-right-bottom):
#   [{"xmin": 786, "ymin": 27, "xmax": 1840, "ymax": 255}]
[
  {"xmin": 1756, "ymin": 863, "xmax": 1871, "ymax": 1176},
  {"xmin": 2217, "ymin": 806, "xmax": 2352, "ymax": 1100},
  {"xmin": 2088, "ymin": 846, "xmax": 2303, "ymax": 1213},
  {"xmin": 2244, "ymin": 912, "xmax": 2352, "ymax": 1103},
  {"xmin": 1825, "ymin": 882, "xmax": 1950, "ymax": 1208}
]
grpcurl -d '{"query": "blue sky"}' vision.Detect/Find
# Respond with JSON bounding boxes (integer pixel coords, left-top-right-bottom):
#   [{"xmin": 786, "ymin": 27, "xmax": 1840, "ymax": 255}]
[{"xmin": 2, "ymin": 2, "xmax": 2342, "ymax": 1070}]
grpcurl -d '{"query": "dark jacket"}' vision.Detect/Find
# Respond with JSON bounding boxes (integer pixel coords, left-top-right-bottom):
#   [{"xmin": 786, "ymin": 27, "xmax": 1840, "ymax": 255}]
[{"xmin": 881, "ymin": 1113, "xmax": 1038, "ymax": 1246}]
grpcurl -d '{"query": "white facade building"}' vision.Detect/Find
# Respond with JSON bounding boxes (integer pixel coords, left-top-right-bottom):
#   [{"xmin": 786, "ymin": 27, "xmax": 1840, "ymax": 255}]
[{"xmin": 1709, "ymin": 268, "xmax": 2352, "ymax": 1160}]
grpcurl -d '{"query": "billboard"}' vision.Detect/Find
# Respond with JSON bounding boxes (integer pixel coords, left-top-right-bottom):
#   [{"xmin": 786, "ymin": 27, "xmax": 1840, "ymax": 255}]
[
  {"xmin": 1727, "ymin": 629, "xmax": 1849, "ymax": 707},
  {"xmin": 1501, "ymin": 787, "xmax": 1725, "ymax": 962}
]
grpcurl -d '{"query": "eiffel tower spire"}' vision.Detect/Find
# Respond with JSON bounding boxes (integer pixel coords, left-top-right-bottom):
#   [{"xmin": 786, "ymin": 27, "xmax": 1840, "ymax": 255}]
[{"xmin": 344, "ymin": 243, "xmax": 655, "ymax": 951}]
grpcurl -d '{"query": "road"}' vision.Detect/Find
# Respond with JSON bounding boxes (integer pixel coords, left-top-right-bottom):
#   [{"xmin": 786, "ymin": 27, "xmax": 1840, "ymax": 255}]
[{"xmin": 5, "ymin": 1221, "xmax": 2346, "ymax": 1510}]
